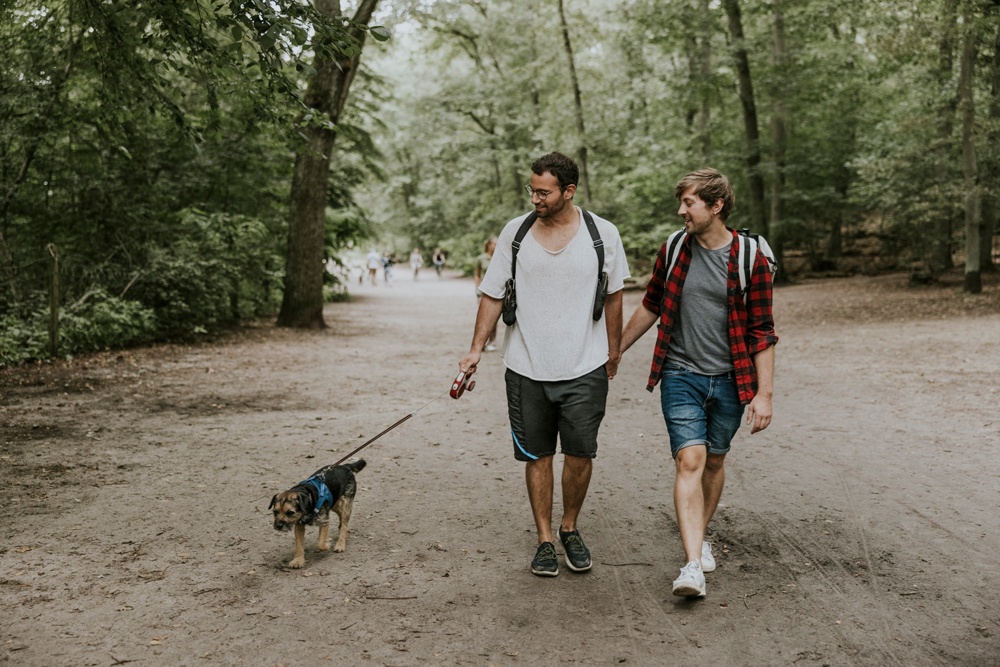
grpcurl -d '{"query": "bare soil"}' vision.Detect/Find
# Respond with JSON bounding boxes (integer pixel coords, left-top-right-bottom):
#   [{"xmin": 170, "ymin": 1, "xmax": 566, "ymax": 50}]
[{"xmin": 1, "ymin": 268, "xmax": 999, "ymax": 666}]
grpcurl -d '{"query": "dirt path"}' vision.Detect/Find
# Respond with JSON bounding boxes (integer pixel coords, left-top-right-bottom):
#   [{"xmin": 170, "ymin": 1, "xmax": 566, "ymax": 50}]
[{"xmin": 1, "ymin": 269, "xmax": 999, "ymax": 666}]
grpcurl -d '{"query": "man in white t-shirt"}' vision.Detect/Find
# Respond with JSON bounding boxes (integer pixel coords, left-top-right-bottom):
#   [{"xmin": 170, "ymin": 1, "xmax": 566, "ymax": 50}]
[{"xmin": 458, "ymin": 152, "xmax": 630, "ymax": 577}]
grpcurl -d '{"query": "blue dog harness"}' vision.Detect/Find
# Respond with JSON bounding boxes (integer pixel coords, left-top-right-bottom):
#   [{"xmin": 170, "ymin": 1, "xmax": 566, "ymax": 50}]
[{"xmin": 299, "ymin": 475, "xmax": 334, "ymax": 523}]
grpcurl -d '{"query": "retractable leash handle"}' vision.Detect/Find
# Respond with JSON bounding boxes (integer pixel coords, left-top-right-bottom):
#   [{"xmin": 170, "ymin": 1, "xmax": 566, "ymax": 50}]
[{"xmin": 450, "ymin": 368, "xmax": 476, "ymax": 399}]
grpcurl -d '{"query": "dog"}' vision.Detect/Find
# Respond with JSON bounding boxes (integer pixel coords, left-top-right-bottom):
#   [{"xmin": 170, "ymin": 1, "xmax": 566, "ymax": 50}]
[{"xmin": 269, "ymin": 459, "xmax": 366, "ymax": 568}]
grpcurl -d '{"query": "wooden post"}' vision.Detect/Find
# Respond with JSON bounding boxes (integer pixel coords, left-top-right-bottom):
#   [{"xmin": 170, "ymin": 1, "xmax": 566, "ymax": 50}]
[{"xmin": 47, "ymin": 243, "xmax": 59, "ymax": 358}]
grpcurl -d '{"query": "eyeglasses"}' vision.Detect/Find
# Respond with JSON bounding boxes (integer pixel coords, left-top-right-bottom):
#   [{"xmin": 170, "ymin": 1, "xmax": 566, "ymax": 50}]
[{"xmin": 524, "ymin": 185, "xmax": 564, "ymax": 199}]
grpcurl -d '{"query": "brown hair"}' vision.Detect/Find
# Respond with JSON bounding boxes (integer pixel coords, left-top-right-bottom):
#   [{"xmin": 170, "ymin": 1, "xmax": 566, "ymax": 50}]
[
  {"xmin": 675, "ymin": 168, "xmax": 735, "ymax": 221},
  {"xmin": 531, "ymin": 152, "xmax": 579, "ymax": 189}
]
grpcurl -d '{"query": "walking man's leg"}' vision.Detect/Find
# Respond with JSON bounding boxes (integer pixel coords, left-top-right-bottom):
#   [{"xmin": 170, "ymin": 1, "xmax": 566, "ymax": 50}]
[
  {"xmin": 559, "ymin": 454, "xmax": 591, "ymax": 532},
  {"xmin": 701, "ymin": 453, "xmax": 726, "ymax": 532},
  {"xmin": 672, "ymin": 444, "xmax": 709, "ymax": 597},
  {"xmin": 525, "ymin": 457, "xmax": 555, "ymax": 545},
  {"xmin": 674, "ymin": 445, "xmax": 708, "ymax": 564},
  {"xmin": 525, "ymin": 457, "xmax": 560, "ymax": 576}
]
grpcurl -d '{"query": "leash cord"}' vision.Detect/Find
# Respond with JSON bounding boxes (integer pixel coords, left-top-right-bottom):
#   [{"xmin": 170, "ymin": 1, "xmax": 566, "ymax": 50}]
[
  {"xmin": 253, "ymin": 390, "xmax": 451, "ymax": 504},
  {"xmin": 331, "ymin": 390, "xmax": 448, "ymax": 467}
]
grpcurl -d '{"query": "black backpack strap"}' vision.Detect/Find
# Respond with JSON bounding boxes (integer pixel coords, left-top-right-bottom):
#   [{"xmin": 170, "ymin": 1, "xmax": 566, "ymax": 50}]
[
  {"xmin": 511, "ymin": 209, "xmax": 604, "ymax": 279},
  {"xmin": 581, "ymin": 209, "xmax": 604, "ymax": 276},
  {"xmin": 510, "ymin": 212, "xmax": 537, "ymax": 282}
]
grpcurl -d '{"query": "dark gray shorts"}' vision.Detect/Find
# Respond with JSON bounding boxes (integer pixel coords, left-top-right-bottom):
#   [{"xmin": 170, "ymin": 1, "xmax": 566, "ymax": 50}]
[{"xmin": 505, "ymin": 366, "xmax": 609, "ymax": 461}]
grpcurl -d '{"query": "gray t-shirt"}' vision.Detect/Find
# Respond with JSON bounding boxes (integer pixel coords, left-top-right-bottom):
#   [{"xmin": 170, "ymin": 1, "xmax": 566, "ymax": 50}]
[{"xmin": 667, "ymin": 240, "xmax": 733, "ymax": 375}]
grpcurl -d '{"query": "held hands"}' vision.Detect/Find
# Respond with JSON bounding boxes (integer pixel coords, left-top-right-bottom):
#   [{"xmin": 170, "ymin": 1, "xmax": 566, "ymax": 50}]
[
  {"xmin": 746, "ymin": 393, "xmax": 772, "ymax": 434},
  {"xmin": 605, "ymin": 354, "xmax": 621, "ymax": 381}
]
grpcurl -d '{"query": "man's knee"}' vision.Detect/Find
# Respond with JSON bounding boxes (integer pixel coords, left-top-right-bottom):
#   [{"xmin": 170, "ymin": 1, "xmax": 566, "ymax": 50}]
[
  {"xmin": 674, "ymin": 444, "xmax": 707, "ymax": 475},
  {"xmin": 705, "ymin": 453, "xmax": 726, "ymax": 473}
]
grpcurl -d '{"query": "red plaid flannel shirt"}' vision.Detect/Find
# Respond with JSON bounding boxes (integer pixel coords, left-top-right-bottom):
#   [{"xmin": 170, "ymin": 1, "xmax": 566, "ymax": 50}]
[{"xmin": 640, "ymin": 227, "xmax": 778, "ymax": 405}]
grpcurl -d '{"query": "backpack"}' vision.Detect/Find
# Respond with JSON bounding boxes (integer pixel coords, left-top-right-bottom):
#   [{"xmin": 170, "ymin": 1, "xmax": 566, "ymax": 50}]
[
  {"xmin": 664, "ymin": 227, "xmax": 776, "ymax": 295},
  {"xmin": 501, "ymin": 209, "xmax": 608, "ymax": 326}
]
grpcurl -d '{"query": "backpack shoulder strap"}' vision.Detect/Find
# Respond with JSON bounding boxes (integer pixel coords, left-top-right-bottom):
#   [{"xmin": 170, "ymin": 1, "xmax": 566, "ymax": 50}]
[
  {"xmin": 737, "ymin": 231, "xmax": 758, "ymax": 294},
  {"xmin": 510, "ymin": 212, "xmax": 537, "ymax": 282},
  {"xmin": 581, "ymin": 209, "xmax": 604, "ymax": 276},
  {"xmin": 665, "ymin": 230, "xmax": 686, "ymax": 276}
]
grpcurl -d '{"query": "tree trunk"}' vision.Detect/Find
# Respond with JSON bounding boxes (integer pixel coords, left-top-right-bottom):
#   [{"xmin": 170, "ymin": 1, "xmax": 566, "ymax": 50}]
[
  {"xmin": 722, "ymin": 0, "xmax": 767, "ymax": 236},
  {"xmin": 933, "ymin": 0, "xmax": 959, "ymax": 274},
  {"xmin": 958, "ymin": 3, "xmax": 981, "ymax": 293},
  {"xmin": 696, "ymin": 0, "xmax": 713, "ymax": 162},
  {"xmin": 277, "ymin": 0, "xmax": 380, "ymax": 328},
  {"xmin": 557, "ymin": 0, "xmax": 591, "ymax": 204},
  {"xmin": 980, "ymin": 11, "xmax": 1000, "ymax": 271},
  {"xmin": 769, "ymin": 0, "xmax": 787, "ymax": 276}
]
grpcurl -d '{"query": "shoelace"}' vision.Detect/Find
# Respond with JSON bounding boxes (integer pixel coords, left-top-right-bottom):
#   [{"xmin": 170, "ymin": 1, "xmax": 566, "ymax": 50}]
[{"xmin": 537, "ymin": 544, "xmax": 557, "ymax": 560}]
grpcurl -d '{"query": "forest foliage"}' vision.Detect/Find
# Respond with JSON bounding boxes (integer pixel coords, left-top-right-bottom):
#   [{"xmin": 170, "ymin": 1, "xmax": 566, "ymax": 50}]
[{"xmin": 1, "ymin": 0, "xmax": 998, "ymax": 366}]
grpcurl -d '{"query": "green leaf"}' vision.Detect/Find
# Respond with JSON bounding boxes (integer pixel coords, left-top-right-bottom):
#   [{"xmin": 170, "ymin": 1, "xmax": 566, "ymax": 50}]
[{"xmin": 369, "ymin": 25, "xmax": 391, "ymax": 43}]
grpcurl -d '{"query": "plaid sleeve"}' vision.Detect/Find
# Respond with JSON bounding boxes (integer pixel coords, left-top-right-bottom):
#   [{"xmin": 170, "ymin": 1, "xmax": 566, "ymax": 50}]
[
  {"xmin": 745, "ymin": 251, "xmax": 778, "ymax": 355},
  {"xmin": 641, "ymin": 242, "xmax": 668, "ymax": 314}
]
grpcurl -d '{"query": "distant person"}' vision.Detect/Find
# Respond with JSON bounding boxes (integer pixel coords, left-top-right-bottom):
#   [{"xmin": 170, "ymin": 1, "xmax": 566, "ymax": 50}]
[
  {"xmin": 382, "ymin": 251, "xmax": 395, "ymax": 286},
  {"xmin": 410, "ymin": 248, "xmax": 424, "ymax": 281},
  {"xmin": 432, "ymin": 247, "xmax": 446, "ymax": 278},
  {"xmin": 619, "ymin": 168, "xmax": 778, "ymax": 598},
  {"xmin": 457, "ymin": 151, "xmax": 630, "ymax": 577},
  {"xmin": 474, "ymin": 236, "xmax": 498, "ymax": 352},
  {"xmin": 366, "ymin": 248, "xmax": 381, "ymax": 286}
]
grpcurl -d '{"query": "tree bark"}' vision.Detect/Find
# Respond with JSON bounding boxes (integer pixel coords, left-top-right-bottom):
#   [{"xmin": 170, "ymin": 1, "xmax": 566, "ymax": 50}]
[
  {"xmin": 557, "ymin": 0, "xmax": 591, "ymax": 204},
  {"xmin": 958, "ymin": 3, "xmax": 981, "ymax": 293},
  {"xmin": 980, "ymin": 9, "xmax": 1000, "ymax": 271},
  {"xmin": 722, "ymin": 0, "xmax": 767, "ymax": 235},
  {"xmin": 277, "ymin": 0, "xmax": 380, "ymax": 328},
  {"xmin": 696, "ymin": 0, "xmax": 713, "ymax": 162},
  {"xmin": 933, "ymin": 0, "xmax": 959, "ymax": 274},
  {"xmin": 769, "ymin": 0, "xmax": 787, "ymax": 276}
]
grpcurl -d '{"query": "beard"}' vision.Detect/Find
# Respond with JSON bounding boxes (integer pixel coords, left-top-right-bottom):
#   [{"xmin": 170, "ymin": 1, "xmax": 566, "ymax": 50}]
[{"xmin": 536, "ymin": 194, "xmax": 568, "ymax": 219}]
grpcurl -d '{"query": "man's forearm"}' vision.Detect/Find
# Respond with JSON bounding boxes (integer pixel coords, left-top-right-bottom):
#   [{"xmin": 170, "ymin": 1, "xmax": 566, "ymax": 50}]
[
  {"xmin": 753, "ymin": 344, "xmax": 775, "ymax": 397},
  {"xmin": 470, "ymin": 295, "xmax": 503, "ymax": 352},
  {"xmin": 604, "ymin": 290, "xmax": 623, "ymax": 362},
  {"xmin": 620, "ymin": 304, "xmax": 659, "ymax": 355}
]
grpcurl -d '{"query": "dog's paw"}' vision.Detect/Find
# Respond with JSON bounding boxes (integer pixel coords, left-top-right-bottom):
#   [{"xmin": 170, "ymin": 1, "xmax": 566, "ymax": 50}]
[
  {"xmin": 316, "ymin": 543, "xmax": 329, "ymax": 552},
  {"xmin": 289, "ymin": 557, "xmax": 306, "ymax": 569},
  {"xmin": 333, "ymin": 543, "xmax": 346, "ymax": 553}
]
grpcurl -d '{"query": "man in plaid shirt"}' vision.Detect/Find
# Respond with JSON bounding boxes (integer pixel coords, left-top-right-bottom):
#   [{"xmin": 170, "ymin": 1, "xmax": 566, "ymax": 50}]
[{"xmin": 620, "ymin": 168, "xmax": 777, "ymax": 598}]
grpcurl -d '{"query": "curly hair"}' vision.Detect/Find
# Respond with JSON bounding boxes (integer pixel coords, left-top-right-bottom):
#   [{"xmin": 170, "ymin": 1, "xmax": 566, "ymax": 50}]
[{"xmin": 531, "ymin": 152, "xmax": 579, "ymax": 190}]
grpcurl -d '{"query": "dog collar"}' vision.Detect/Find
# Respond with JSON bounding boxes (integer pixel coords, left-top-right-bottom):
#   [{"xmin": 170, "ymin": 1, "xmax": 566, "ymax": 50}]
[{"xmin": 299, "ymin": 476, "xmax": 334, "ymax": 523}]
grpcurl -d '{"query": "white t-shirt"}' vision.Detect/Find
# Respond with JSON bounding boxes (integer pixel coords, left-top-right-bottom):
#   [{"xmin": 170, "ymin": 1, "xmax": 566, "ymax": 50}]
[{"xmin": 479, "ymin": 207, "xmax": 630, "ymax": 381}]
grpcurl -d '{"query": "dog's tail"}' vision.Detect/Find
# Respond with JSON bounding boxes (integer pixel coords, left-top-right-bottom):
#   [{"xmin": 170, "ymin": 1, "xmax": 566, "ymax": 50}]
[{"xmin": 343, "ymin": 459, "xmax": 366, "ymax": 474}]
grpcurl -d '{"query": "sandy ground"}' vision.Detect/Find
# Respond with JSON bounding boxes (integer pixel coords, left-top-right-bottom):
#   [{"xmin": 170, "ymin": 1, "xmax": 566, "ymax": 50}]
[{"xmin": 1, "ymin": 266, "xmax": 999, "ymax": 667}]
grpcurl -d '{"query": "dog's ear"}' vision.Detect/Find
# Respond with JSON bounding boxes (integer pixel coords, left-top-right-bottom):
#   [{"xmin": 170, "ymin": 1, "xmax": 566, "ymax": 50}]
[
  {"xmin": 295, "ymin": 492, "xmax": 311, "ymax": 514},
  {"xmin": 268, "ymin": 494, "xmax": 277, "ymax": 510}
]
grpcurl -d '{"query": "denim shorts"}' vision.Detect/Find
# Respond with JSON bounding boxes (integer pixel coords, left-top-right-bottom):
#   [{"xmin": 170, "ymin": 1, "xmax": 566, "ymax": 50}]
[
  {"xmin": 505, "ymin": 366, "xmax": 608, "ymax": 461},
  {"xmin": 660, "ymin": 364, "xmax": 745, "ymax": 458}
]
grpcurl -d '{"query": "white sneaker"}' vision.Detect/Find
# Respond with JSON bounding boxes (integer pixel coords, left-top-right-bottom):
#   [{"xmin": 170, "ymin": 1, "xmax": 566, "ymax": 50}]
[
  {"xmin": 485, "ymin": 344, "xmax": 496, "ymax": 352},
  {"xmin": 672, "ymin": 560, "xmax": 706, "ymax": 597},
  {"xmin": 701, "ymin": 541, "xmax": 716, "ymax": 573}
]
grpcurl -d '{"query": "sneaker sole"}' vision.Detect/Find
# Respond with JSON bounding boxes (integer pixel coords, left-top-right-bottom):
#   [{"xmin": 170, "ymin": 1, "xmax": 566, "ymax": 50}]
[
  {"xmin": 531, "ymin": 567, "xmax": 559, "ymax": 577},
  {"xmin": 672, "ymin": 583, "xmax": 706, "ymax": 598}
]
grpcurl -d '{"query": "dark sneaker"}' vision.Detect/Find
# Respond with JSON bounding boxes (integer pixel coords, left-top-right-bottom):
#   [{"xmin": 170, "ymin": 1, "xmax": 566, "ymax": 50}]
[
  {"xmin": 531, "ymin": 542, "xmax": 559, "ymax": 577},
  {"xmin": 557, "ymin": 527, "xmax": 592, "ymax": 572}
]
